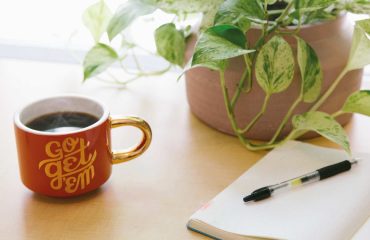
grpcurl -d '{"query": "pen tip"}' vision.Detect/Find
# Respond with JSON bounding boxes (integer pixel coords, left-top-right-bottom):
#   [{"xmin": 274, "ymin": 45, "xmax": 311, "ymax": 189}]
[
  {"xmin": 243, "ymin": 195, "xmax": 254, "ymax": 203},
  {"xmin": 351, "ymin": 158, "xmax": 360, "ymax": 165}
]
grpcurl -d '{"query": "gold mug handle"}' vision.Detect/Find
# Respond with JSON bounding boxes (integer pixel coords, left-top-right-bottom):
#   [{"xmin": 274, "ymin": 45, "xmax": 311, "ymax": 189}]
[{"xmin": 109, "ymin": 116, "xmax": 152, "ymax": 164}]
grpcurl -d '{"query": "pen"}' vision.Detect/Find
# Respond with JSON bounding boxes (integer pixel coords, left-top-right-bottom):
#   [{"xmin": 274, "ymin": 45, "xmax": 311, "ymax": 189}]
[{"xmin": 243, "ymin": 160, "xmax": 358, "ymax": 203}]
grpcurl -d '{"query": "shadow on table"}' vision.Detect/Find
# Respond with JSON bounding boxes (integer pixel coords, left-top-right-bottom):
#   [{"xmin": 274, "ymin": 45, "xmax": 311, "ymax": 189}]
[
  {"xmin": 30, "ymin": 187, "xmax": 104, "ymax": 204},
  {"xmin": 21, "ymin": 185, "xmax": 121, "ymax": 239}
]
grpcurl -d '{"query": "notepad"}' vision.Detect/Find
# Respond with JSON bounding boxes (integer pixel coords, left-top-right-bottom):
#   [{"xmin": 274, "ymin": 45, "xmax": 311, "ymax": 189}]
[{"xmin": 187, "ymin": 141, "xmax": 370, "ymax": 240}]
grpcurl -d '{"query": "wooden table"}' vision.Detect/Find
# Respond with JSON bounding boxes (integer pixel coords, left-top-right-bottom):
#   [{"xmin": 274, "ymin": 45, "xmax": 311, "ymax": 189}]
[{"xmin": 0, "ymin": 58, "xmax": 369, "ymax": 240}]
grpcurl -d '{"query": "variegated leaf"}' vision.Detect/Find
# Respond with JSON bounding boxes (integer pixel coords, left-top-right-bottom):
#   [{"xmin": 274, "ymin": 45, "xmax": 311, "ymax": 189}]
[
  {"xmin": 107, "ymin": 0, "xmax": 156, "ymax": 41},
  {"xmin": 347, "ymin": 19, "xmax": 370, "ymax": 70},
  {"xmin": 293, "ymin": 111, "xmax": 351, "ymax": 155},
  {"xmin": 83, "ymin": 43, "xmax": 118, "ymax": 80},
  {"xmin": 155, "ymin": 23, "xmax": 185, "ymax": 66},
  {"xmin": 82, "ymin": 0, "xmax": 112, "ymax": 42},
  {"xmin": 255, "ymin": 36, "xmax": 294, "ymax": 94},
  {"xmin": 342, "ymin": 90, "xmax": 370, "ymax": 116},
  {"xmin": 296, "ymin": 37, "xmax": 323, "ymax": 103},
  {"xmin": 215, "ymin": 0, "xmax": 264, "ymax": 26},
  {"xmin": 191, "ymin": 25, "xmax": 254, "ymax": 71}
]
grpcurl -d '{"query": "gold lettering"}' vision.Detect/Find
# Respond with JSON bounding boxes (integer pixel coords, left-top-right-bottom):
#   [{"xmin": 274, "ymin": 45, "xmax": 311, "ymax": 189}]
[
  {"xmin": 38, "ymin": 141, "xmax": 63, "ymax": 168},
  {"xmin": 65, "ymin": 165, "xmax": 95, "ymax": 193},
  {"xmin": 50, "ymin": 175, "xmax": 63, "ymax": 190},
  {"xmin": 44, "ymin": 161, "xmax": 62, "ymax": 178},
  {"xmin": 46, "ymin": 141, "xmax": 63, "ymax": 158},
  {"xmin": 65, "ymin": 176, "xmax": 77, "ymax": 193},
  {"xmin": 63, "ymin": 156, "xmax": 79, "ymax": 172},
  {"xmin": 62, "ymin": 137, "xmax": 79, "ymax": 153},
  {"xmin": 39, "ymin": 137, "xmax": 97, "ymax": 194},
  {"xmin": 44, "ymin": 161, "xmax": 63, "ymax": 190}
]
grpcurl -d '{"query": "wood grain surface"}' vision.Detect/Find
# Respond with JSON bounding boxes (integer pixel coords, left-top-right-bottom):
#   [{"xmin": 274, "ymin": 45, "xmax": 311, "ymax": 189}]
[{"xmin": 0, "ymin": 59, "xmax": 368, "ymax": 240}]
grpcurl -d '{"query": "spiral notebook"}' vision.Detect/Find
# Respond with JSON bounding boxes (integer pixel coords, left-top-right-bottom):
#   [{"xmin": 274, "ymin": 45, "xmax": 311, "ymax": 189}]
[{"xmin": 187, "ymin": 141, "xmax": 370, "ymax": 240}]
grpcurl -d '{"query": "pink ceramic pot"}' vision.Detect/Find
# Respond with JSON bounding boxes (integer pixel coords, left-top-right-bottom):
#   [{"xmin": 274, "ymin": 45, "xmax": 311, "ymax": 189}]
[{"xmin": 185, "ymin": 15, "xmax": 363, "ymax": 140}]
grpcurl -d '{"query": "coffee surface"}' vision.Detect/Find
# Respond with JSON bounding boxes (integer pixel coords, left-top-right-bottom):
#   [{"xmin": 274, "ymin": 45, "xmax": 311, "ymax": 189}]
[{"xmin": 26, "ymin": 112, "xmax": 99, "ymax": 133}]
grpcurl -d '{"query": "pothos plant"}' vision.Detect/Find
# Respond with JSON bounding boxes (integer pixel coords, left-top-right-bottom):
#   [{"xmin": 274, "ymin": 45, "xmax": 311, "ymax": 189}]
[{"xmin": 82, "ymin": 0, "xmax": 370, "ymax": 155}]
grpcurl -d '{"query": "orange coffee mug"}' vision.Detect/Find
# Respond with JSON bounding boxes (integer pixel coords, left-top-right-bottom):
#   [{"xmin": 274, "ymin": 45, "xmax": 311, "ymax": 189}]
[{"xmin": 14, "ymin": 95, "xmax": 152, "ymax": 197}]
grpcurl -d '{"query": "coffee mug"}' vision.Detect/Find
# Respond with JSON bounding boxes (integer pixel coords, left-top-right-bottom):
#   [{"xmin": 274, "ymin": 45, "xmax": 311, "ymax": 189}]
[{"xmin": 14, "ymin": 95, "xmax": 152, "ymax": 197}]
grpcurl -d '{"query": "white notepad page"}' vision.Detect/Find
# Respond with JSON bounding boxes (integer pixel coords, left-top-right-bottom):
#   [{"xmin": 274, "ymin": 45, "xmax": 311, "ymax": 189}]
[{"xmin": 190, "ymin": 141, "xmax": 370, "ymax": 240}]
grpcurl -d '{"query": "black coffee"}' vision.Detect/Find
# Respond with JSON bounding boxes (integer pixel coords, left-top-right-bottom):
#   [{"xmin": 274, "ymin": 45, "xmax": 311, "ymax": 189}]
[{"xmin": 26, "ymin": 112, "xmax": 99, "ymax": 133}]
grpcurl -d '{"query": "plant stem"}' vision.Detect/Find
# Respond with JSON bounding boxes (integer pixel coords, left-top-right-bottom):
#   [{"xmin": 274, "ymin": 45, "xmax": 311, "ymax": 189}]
[
  {"xmin": 106, "ymin": 70, "xmax": 121, "ymax": 83},
  {"xmin": 268, "ymin": 9, "xmax": 285, "ymax": 15},
  {"xmin": 231, "ymin": 55, "xmax": 252, "ymax": 109},
  {"xmin": 220, "ymin": 71, "xmax": 243, "ymax": 135},
  {"xmin": 276, "ymin": 129, "xmax": 298, "ymax": 146},
  {"xmin": 310, "ymin": 68, "xmax": 348, "ymax": 112},
  {"xmin": 119, "ymin": 60, "xmax": 139, "ymax": 75},
  {"xmin": 131, "ymin": 49, "xmax": 144, "ymax": 72},
  {"xmin": 95, "ymin": 75, "xmax": 137, "ymax": 87},
  {"xmin": 268, "ymin": 95, "xmax": 302, "ymax": 144},
  {"xmin": 136, "ymin": 64, "xmax": 172, "ymax": 77},
  {"xmin": 282, "ymin": 69, "xmax": 349, "ymax": 141},
  {"xmin": 220, "ymin": 71, "xmax": 280, "ymax": 151},
  {"xmin": 239, "ymin": 94, "xmax": 271, "ymax": 134},
  {"xmin": 294, "ymin": 14, "xmax": 302, "ymax": 34},
  {"xmin": 332, "ymin": 110, "xmax": 344, "ymax": 118},
  {"xmin": 120, "ymin": 59, "xmax": 172, "ymax": 77},
  {"xmin": 96, "ymin": 62, "xmax": 171, "ymax": 87},
  {"xmin": 275, "ymin": 1, "xmax": 294, "ymax": 24},
  {"xmin": 276, "ymin": 17, "xmax": 301, "ymax": 34},
  {"xmin": 263, "ymin": 1, "xmax": 269, "ymax": 36},
  {"xmin": 231, "ymin": 69, "xmax": 248, "ymax": 109},
  {"xmin": 218, "ymin": 1, "xmax": 312, "ymax": 151},
  {"xmin": 242, "ymin": 55, "xmax": 253, "ymax": 92}
]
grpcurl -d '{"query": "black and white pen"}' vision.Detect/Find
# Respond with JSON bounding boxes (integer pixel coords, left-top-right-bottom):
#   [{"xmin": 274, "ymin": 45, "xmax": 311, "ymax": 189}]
[{"xmin": 243, "ymin": 160, "xmax": 359, "ymax": 203}]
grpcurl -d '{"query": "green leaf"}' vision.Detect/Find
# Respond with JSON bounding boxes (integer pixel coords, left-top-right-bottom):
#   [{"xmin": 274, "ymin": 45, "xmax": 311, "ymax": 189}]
[
  {"xmin": 155, "ymin": 23, "xmax": 185, "ymax": 66},
  {"xmin": 152, "ymin": 0, "xmax": 223, "ymax": 13},
  {"xmin": 255, "ymin": 36, "xmax": 294, "ymax": 94},
  {"xmin": 342, "ymin": 90, "xmax": 370, "ymax": 116},
  {"xmin": 191, "ymin": 25, "xmax": 254, "ymax": 71},
  {"xmin": 292, "ymin": 0, "xmax": 337, "ymax": 24},
  {"xmin": 151, "ymin": 0, "xmax": 224, "ymax": 28},
  {"xmin": 302, "ymin": 10, "xmax": 336, "ymax": 24},
  {"xmin": 293, "ymin": 0, "xmax": 302, "ymax": 20},
  {"xmin": 293, "ymin": 111, "xmax": 351, "ymax": 155},
  {"xmin": 295, "ymin": 0, "xmax": 337, "ymax": 13},
  {"xmin": 344, "ymin": 0, "xmax": 370, "ymax": 14},
  {"xmin": 215, "ymin": 0, "xmax": 265, "ymax": 25},
  {"xmin": 191, "ymin": 59, "xmax": 229, "ymax": 72},
  {"xmin": 346, "ymin": 19, "xmax": 370, "ymax": 71},
  {"xmin": 83, "ymin": 43, "xmax": 118, "ymax": 80},
  {"xmin": 296, "ymin": 37, "xmax": 322, "ymax": 103},
  {"xmin": 107, "ymin": 0, "xmax": 156, "ymax": 41},
  {"xmin": 214, "ymin": 13, "xmax": 251, "ymax": 32},
  {"xmin": 200, "ymin": 1, "xmax": 226, "ymax": 29},
  {"xmin": 178, "ymin": 57, "xmax": 229, "ymax": 80},
  {"xmin": 213, "ymin": 0, "xmax": 256, "ymax": 31},
  {"xmin": 209, "ymin": 25, "xmax": 247, "ymax": 48},
  {"xmin": 82, "ymin": 0, "xmax": 112, "ymax": 42}
]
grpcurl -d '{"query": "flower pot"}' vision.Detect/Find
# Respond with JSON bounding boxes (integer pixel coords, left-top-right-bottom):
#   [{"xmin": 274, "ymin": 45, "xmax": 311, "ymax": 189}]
[{"xmin": 185, "ymin": 15, "xmax": 363, "ymax": 141}]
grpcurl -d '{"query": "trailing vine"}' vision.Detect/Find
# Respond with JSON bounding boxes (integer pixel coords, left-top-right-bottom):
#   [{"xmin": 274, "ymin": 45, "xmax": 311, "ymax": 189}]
[{"xmin": 82, "ymin": 0, "xmax": 370, "ymax": 155}]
